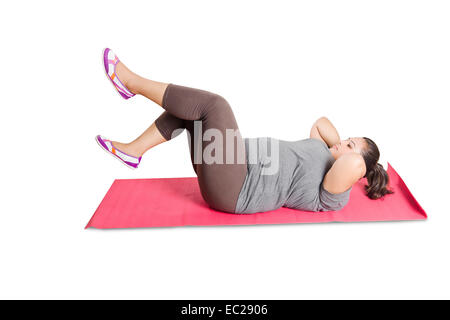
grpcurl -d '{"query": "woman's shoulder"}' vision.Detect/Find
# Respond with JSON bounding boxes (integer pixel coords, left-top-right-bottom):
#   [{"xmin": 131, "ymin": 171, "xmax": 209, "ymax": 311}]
[{"xmin": 322, "ymin": 153, "xmax": 366, "ymax": 194}]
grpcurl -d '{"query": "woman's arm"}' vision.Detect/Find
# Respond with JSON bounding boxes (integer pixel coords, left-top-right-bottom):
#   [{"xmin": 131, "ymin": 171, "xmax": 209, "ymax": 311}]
[
  {"xmin": 310, "ymin": 116, "xmax": 340, "ymax": 147},
  {"xmin": 322, "ymin": 153, "xmax": 366, "ymax": 194}
]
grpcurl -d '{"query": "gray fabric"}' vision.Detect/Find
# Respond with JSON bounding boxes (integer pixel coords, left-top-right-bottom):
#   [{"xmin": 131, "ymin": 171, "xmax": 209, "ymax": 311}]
[{"xmin": 235, "ymin": 138, "xmax": 351, "ymax": 214}]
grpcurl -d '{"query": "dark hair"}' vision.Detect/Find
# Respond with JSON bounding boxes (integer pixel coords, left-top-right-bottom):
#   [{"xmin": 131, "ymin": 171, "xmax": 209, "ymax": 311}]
[{"xmin": 361, "ymin": 137, "xmax": 394, "ymax": 200}]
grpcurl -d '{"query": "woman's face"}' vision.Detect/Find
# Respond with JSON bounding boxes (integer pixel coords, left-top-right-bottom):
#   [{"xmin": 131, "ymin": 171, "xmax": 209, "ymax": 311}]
[{"xmin": 330, "ymin": 137, "xmax": 366, "ymax": 159}]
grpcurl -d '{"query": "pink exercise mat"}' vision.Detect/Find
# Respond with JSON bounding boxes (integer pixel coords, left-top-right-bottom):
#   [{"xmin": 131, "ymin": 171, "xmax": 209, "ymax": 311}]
[{"xmin": 86, "ymin": 164, "xmax": 427, "ymax": 229}]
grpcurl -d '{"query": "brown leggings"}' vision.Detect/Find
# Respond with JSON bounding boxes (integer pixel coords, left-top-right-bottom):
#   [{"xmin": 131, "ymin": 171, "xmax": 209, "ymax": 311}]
[{"xmin": 155, "ymin": 83, "xmax": 247, "ymax": 213}]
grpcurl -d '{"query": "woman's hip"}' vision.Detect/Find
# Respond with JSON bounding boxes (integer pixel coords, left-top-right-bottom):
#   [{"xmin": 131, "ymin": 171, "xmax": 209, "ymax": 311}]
[{"xmin": 197, "ymin": 163, "xmax": 247, "ymax": 213}]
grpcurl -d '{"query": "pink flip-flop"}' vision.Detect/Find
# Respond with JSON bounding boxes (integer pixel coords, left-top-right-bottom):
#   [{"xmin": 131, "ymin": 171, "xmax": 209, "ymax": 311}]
[
  {"xmin": 102, "ymin": 48, "xmax": 135, "ymax": 99},
  {"xmin": 96, "ymin": 135, "xmax": 141, "ymax": 169}
]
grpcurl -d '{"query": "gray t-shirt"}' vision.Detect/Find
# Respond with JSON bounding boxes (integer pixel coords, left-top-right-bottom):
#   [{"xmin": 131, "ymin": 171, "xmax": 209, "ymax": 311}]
[{"xmin": 235, "ymin": 138, "xmax": 351, "ymax": 213}]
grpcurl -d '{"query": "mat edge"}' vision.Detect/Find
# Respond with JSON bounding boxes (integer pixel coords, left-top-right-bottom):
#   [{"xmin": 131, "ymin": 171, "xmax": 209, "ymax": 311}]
[{"xmin": 388, "ymin": 162, "xmax": 427, "ymax": 218}]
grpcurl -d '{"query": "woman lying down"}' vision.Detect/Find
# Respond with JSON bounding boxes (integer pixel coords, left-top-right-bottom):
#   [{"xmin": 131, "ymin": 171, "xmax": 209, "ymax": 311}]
[{"xmin": 96, "ymin": 48, "xmax": 393, "ymax": 214}]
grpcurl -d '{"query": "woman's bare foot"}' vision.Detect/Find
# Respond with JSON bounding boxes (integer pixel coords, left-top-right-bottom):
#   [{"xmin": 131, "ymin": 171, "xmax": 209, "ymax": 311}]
[{"xmin": 111, "ymin": 141, "xmax": 143, "ymax": 158}]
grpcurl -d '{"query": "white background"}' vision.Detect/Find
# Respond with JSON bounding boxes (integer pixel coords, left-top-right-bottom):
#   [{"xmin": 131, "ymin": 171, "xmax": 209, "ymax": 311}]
[{"xmin": 0, "ymin": 0, "xmax": 449, "ymax": 299}]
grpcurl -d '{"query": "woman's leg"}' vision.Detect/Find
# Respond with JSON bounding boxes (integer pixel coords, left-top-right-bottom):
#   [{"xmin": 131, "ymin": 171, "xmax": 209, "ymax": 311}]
[
  {"xmin": 110, "ymin": 61, "xmax": 182, "ymax": 156},
  {"xmin": 111, "ymin": 121, "xmax": 167, "ymax": 158},
  {"xmin": 114, "ymin": 61, "xmax": 221, "ymax": 120},
  {"xmin": 109, "ymin": 62, "xmax": 173, "ymax": 156},
  {"xmin": 158, "ymin": 84, "xmax": 248, "ymax": 213},
  {"xmin": 113, "ymin": 61, "xmax": 247, "ymax": 213},
  {"xmin": 114, "ymin": 61, "xmax": 168, "ymax": 106}
]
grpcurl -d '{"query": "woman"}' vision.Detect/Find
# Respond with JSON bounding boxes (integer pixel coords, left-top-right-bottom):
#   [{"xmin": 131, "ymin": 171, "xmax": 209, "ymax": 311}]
[{"xmin": 96, "ymin": 48, "xmax": 393, "ymax": 214}]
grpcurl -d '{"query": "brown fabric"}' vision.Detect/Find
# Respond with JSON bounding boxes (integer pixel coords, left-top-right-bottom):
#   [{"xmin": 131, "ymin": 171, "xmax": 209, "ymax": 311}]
[{"xmin": 154, "ymin": 84, "xmax": 247, "ymax": 213}]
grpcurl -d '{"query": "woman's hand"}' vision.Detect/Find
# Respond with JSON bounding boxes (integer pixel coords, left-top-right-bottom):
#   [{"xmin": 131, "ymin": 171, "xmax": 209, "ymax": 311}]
[{"xmin": 310, "ymin": 116, "xmax": 340, "ymax": 147}]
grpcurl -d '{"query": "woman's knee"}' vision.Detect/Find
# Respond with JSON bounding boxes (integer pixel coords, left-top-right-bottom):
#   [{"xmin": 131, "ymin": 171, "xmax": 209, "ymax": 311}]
[{"xmin": 206, "ymin": 93, "xmax": 231, "ymax": 114}]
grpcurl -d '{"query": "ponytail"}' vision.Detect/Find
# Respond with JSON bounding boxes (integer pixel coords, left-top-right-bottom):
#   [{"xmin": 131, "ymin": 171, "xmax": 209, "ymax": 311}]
[
  {"xmin": 365, "ymin": 163, "xmax": 393, "ymax": 200},
  {"xmin": 362, "ymin": 137, "xmax": 394, "ymax": 200}
]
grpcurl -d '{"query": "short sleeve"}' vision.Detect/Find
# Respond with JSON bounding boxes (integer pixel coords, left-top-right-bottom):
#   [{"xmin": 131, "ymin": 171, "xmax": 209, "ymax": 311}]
[{"xmin": 318, "ymin": 183, "xmax": 351, "ymax": 211}]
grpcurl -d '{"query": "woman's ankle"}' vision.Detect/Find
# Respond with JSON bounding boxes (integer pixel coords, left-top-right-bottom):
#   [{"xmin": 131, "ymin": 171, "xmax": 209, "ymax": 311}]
[
  {"xmin": 115, "ymin": 62, "xmax": 140, "ymax": 95},
  {"xmin": 111, "ymin": 141, "xmax": 143, "ymax": 158},
  {"xmin": 125, "ymin": 76, "xmax": 141, "ymax": 95}
]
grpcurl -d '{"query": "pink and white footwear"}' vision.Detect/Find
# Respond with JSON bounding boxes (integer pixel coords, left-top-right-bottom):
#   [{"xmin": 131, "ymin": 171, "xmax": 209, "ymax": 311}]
[
  {"xmin": 103, "ymin": 48, "xmax": 136, "ymax": 100},
  {"xmin": 96, "ymin": 135, "xmax": 141, "ymax": 169}
]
